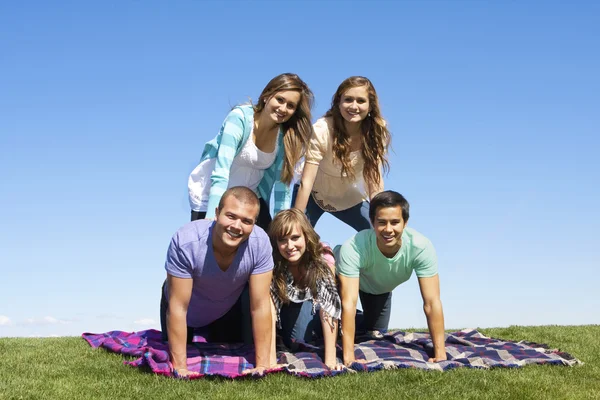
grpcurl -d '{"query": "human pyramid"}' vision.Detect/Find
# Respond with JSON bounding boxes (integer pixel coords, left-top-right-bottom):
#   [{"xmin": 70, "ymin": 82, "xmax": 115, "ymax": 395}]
[{"xmin": 161, "ymin": 74, "xmax": 446, "ymax": 378}]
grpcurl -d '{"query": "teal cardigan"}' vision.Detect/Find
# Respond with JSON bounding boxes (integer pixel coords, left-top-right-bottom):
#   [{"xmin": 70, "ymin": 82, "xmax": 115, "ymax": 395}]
[{"xmin": 199, "ymin": 105, "xmax": 292, "ymax": 219}]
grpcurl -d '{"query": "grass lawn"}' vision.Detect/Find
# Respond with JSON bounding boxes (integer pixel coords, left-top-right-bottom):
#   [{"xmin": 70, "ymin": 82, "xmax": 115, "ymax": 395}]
[{"xmin": 1, "ymin": 325, "xmax": 599, "ymax": 400}]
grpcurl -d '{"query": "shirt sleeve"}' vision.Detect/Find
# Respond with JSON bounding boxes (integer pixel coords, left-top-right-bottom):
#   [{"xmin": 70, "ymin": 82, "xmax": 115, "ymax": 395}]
[
  {"xmin": 335, "ymin": 236, "xmax": 362, "ymax": 278},
  {"xmin": 271, "ymin": 147, "xmax": 292, "ymax": 214},
  {"xmin": 251, "ymin": 230, "xmax": 275, "ymax": 275},
  {"xmin": 320, "ymin": 242, "xmax": 335, "ymax": 268},
  {"xmin": 322, "ymin": 252, "xmax": 335, "ymax": 269},
  {"xmin": 413, "ymin": 239, "xmax": 438, "ymax": 278},
  {"xmin": 272, "ymin": 177, "xmax": 292, "ymax": 214},
  {"xmin": 305, "ymin": 119, "xmax": 328, "ymax": 165},
  {"xmin": 258, "ymin": 129, "xmax": 291, "ymax": 214},
  {"xmin": 205, "ymin": 107, "xmax": 246, "ymax": 218},
  {"xmin": 164, "ymin": 234, "xmax": 193, "ymax": 279}
]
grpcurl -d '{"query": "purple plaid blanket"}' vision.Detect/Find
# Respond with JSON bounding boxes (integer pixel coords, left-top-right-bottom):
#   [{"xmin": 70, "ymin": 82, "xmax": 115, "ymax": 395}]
[{"xmin": 81, "ymin": 328, "xmax": 581, "ymax": 379}]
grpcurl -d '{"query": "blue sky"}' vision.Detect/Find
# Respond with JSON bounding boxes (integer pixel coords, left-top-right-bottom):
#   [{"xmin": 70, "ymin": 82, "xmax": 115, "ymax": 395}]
[{"xmin": 1, "ymin": 1, "xmax": 598, "ymax": 337}]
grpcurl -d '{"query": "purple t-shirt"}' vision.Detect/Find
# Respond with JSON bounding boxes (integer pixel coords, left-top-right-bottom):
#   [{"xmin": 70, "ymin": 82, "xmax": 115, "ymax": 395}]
[{"xmin": 164, "ymin": 219, "xmax": 273, "ymax": 327}]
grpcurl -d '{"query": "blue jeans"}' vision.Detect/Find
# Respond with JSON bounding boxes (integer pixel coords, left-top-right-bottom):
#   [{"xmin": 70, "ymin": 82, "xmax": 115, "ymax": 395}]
[
  {"xmin": 278, "ymin": 292, "xmax": 392, "ymax": 346},
  {"xmin": 279, "ymin": 301, "xmax": 322, "ymax": 349},
  {"xmin": 292, "ymin": 185, "xmax": 371, "ymax": 231},
  {"xmin": 357, "ymin": 290, "xmax": 392, "ymax": 333}
]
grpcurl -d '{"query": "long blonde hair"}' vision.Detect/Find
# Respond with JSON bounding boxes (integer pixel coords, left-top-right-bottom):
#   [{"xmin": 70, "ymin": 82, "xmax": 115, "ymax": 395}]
[
  {"xmin": 325, "ymin": 76, "xmax": 390, "ymax": 187},
  {"xmin": 253, "ymin": 73, "xmax": 314, "ymax": 185},
  {"xmin": 269, "ymin": 209, "xmax": 334, "ymax": 303}
]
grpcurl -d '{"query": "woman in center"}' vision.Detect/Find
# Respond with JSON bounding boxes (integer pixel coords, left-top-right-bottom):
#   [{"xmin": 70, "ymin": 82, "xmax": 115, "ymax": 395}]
[
  {"xmin": 293, "ymin": 76, "xmax": 391, "ymax": 231},
  {"xmin": 268, "ymin": 209, "xmax": 342, "ymax": 370}
]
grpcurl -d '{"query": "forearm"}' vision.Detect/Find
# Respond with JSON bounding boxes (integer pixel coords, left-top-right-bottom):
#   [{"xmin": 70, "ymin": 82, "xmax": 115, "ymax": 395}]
[
  {"xmin": 341, "ymin": 307, "xmax": 356, "ymax": 364},
  {"xmin": 252, "ymin": 303, "xmax": 273, "ymax": 369},
  {"xmin": 272, "ymin": 180, "xmax": 292, "ymax": 214},
  {"xmin": 424, "ymin": 300, "xmax": 446, "ymax": 358},
  {"xmin": 204, "ymin": 110, "xmax": 245, "ymax": 217},
  {"xmin": 269, "ymin": 300, "xmax": 277, "ymax": 366},
  {"xmin": 204, "ymin": 187, "xmax": 227, "ymax": 219},
  {"xmin": 320, "ymin": 309, "xmax": 338, "ymax": 366},
  {"xmin": 167, "ymin": 308, "xmax": 189, "ymax": 370},
  {"xmin": 294, "ymin": 163, "xmax": 319, "ymax": 212},
  {"xmin": 367, "ymin": 179, "xmax": 384, "ymax": 200},
  {"xmin": 293, "ymin": 182, "xmax": 311, "ymax": 212}
]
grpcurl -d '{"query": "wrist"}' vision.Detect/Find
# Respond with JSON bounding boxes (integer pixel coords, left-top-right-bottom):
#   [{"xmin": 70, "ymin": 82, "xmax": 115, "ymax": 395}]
[
  {"xmin": 172, "ymin": 367, "xmax": 188, "ymax": 378},
  {"xmin": 325, "ymin": 355, "xmax": 337, "ymax": 366},
  {"xmin": 255, "ymin": 355, "xmax": 270, "ymax": 369},
  {"xmin": 171, "ymin": 359, "xmax": 187, "ymax": 370},
  {"xmin": 343, "ymin": 352, "xmax": 355, "ymax": 364}
]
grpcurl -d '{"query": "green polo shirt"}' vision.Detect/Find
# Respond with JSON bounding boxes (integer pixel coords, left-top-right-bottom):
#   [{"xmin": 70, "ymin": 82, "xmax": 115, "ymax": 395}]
[{"xmin": 335, "ymin": 227, "xmax": 438, "ymax": 294}]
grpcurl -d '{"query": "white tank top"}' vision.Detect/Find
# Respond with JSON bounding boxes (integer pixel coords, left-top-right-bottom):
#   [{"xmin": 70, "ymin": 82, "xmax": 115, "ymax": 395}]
[
  {"xmin": 229, "ymin": 128, "xmax": 279, "ymax": 188},
  {"xmin": 190, "ymin": 129, "xmax": 279, "ymax": 211}
]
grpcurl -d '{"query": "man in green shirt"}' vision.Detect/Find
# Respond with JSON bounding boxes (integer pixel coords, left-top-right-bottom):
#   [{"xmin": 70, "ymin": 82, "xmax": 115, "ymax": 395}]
[{"xmin": 336, "ymin": 190, "xmax": 447, "ymax": 365}]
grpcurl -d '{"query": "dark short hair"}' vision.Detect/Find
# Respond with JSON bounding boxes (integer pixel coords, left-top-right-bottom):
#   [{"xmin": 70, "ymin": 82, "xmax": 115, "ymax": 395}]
[
  {"xmin": 217, "ymin": 186, "xmax": 260, "ymax": 219},
  {"xmin": 369, "ymin": 190, "xmax": 410, "ymax": 224}
]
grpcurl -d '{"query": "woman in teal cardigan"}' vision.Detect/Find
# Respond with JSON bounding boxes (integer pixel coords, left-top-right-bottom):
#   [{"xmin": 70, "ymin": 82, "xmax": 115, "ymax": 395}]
[{"xmin": 188, "ymin": 73, "xmax": 314, "ymax": 229}]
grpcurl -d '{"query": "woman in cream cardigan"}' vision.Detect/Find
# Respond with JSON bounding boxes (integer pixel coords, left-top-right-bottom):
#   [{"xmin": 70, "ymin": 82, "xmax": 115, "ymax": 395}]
[{"xmin": 293, "ymin": 76, "xmax": 391, "ymax": 231}]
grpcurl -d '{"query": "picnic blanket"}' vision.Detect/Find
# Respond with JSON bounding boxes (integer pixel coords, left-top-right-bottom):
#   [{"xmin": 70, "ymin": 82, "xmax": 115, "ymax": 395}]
[{"xmin": 81, "ymin": 328, "xmax": 581, "ymax": 379}]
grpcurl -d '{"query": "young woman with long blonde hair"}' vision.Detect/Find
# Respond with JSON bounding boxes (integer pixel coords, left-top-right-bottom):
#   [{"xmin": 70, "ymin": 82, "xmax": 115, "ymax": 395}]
[
  {"xmin": 293, "ymin": 76, "xmax": 390, "ymax": 231},
  {"xmin": 188, "ymin": 73, "xmax": 314, "ymax": 229},
  {"xmin": 268, "ymin": 209, "xmax": 342, "ymax": 370}
]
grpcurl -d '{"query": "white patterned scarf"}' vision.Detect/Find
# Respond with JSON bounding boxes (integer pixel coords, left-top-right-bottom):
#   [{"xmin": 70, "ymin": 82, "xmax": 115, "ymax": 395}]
[{"xmin": 271, "ymin": 268, "xmax": 341, "ymax": 329}]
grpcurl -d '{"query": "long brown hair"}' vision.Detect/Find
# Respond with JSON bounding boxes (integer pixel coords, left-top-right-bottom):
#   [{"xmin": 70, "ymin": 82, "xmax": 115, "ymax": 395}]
[
  {"xmin": 325, "ymin": 76, "xmax": 390, "ymax": 188},
  {"xmin": 253, "ymin": 73, "xmax": 314, "ymax": 185},
  {"xmin": 269, "ymin": 209, "xmax": 334, "ymax": 304}
]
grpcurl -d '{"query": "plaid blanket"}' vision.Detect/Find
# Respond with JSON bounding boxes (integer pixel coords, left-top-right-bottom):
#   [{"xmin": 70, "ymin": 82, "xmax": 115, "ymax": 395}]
[{"xmin": 81, "ymin": 328, "xmax": 581, "ymax": 379}]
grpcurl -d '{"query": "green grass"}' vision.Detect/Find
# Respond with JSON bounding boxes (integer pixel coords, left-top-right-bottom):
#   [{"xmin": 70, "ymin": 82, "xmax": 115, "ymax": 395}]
[{"xmin": 1, "ymin": 326, "xmax": 599, "ymax": 400}]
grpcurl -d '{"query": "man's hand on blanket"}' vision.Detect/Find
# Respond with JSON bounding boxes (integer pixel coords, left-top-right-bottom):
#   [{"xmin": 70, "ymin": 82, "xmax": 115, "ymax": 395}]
[
  {"xmin": 344, "ymin": 358, "xmax": 370, "ymax": 367},
  {"xmin": 243, "ymin": 362, "xmax": 289, "ymax": 376},
  {"xmin": 428, "ymin": 354, "xmax": 448, "ymax": 363},
  {"xmin": 173, "ymin": 368, "xmax": 200, "ymax": 379}
]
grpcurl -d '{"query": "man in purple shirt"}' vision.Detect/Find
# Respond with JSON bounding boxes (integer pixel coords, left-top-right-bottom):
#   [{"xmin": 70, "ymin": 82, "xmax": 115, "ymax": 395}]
[{"xmin": 159, "ymin": 186, "xmax": 274, "ymax": 377}]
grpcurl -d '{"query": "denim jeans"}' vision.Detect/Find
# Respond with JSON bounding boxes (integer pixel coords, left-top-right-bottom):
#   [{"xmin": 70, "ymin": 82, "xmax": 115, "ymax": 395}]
[
  {"xmin": 278, "ymin": 292, "xmax": 392, "ymax": 345},
  {"xmin": 292, "ymin": 185, "xmax": 371, "ymax": 231},
  {"xmin": 160, "ymin": 281, "xmax": 253, "ymax": 344},
  {"xmin": 191, "ymin": 198, "xmax": 272, "ymax": 231},
  {"xmin": 356, "ymin": 290, "xmax": 393, "ymax": 333},
  {"xmin": 278, "ymin": 300, "xmax": 322, "ymax": 349}
]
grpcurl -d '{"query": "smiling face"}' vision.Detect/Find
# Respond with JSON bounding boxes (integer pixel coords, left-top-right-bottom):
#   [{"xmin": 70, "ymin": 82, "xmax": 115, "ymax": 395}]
[
  {"xmin": 213, "ymin": 195, "xmax": 259, "ymax": 252},
  {"xmin": 276, "ymin": 223, "xmax": 306, "ymax": 266},
  {"xmin": 264, "ymin": 90, "xmax": 302, "ymax": 124},
  {"xmin": 373, "ymin": 205, "xmax": 407, "ymax": 258},
  {"xmin": 338, "ymin": 85, "xmax": 370, "ymax": 124}
]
